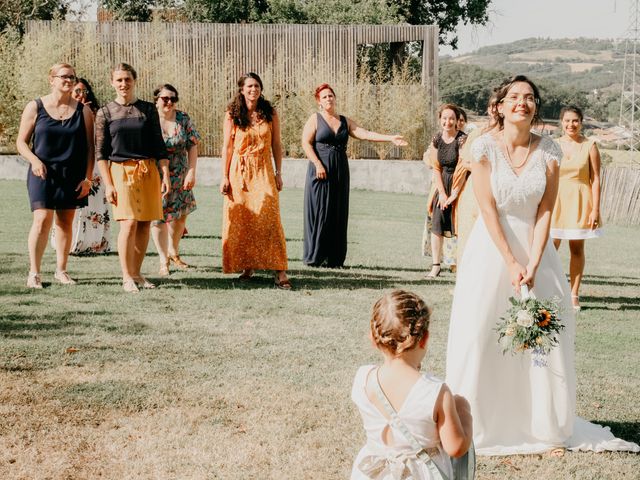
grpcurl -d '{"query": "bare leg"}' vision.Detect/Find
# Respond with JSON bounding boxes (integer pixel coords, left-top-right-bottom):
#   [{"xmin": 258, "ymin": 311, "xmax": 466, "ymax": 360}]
[
  {"xmin": 553, "ymin": 238, "xmax": 561, "ymax": 250},
  {"xmin": 428, "ymin": 233, "xmax": 443, "ymax": 277},
  {"xmin": 28, "ymin": 209, "xmax": 54, "ymax": 274},
  {"xmin": 133, "ymin": 221, "xmax": 151, "ymax": 278},
  {"xmin": 167, "ymin": 216, "xmax": 187, "ymax": 258},
  {"xmin": 54, "ymin": 209, "xmax": 76, "ymax": 272},
  {"xmin": 568, "ymin": 239, "xmax": 585, "ymax": 308},
  {"xmin": 151, "ymin": 222, "xmax": 169, "ymax": 267},
  {"xmin": 118, "ymin": 219, "xmax": 138, "ymax": 282}
]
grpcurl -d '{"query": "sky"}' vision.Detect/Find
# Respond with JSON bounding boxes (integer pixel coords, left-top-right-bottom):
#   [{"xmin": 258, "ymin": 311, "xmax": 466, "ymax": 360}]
[{"xmin": 441, "ymin": 0, "xmax": 630, "ymax": 56}]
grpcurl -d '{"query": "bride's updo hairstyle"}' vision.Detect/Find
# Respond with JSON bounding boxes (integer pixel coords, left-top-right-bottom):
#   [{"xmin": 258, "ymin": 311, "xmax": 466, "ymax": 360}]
[
  {"xmin": 495, "ymin": 74, "xmax": 542, "ymax": 129},
  {"xmin": 371, "ymin": 290, "xmax": 432, "ymax": 355}
]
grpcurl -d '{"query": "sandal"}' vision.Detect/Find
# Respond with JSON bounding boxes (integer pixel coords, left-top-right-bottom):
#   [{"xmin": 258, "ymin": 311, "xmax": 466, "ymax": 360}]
[
  {"xmin": 159, "ymin": 261, "xmax": 170, "ymax": 277},
  {"xmin": 238, "ymin": 269, "xmax": 254, "ymax": 281},
  {"xmin": 549, "ymin": 447, "xmax": 566, "ymax": 457},
  {"xmin": 274, "ymin": 273, "xmax": 293, "ymax": 290},
  {"xmin": 54, "ymin": 270, "xmax": 77, "ymax": 285},
  {"xmin": 427, "ymin": 264, "xmax": 441, "ymax": 278},
  {"xmin": 123, "ymin": 279, "xmax": 140, "ymax": 293},
  {"xmin": 571, "ymin": 295, "xmax": 581, "ymax": 312},
  {"xmin": 134, "ymin": 276, "xmax": 156, "ymax": 289},
  {"xmin": 26, "ymin": 272, "xmax": 43, "ymax": 289},
  {"xmin": 169, "ymin": 255, "xmax": 190, "ymax": 270}
]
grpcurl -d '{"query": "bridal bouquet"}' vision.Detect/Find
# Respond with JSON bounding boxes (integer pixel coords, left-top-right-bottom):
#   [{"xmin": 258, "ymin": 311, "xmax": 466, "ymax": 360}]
[{"xmin": 495, "ymin": 285, "xmax": 564, "ymax": 367}]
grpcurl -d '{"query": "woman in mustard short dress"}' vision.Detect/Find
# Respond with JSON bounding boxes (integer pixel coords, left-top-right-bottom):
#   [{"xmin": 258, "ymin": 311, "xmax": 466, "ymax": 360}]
[{"xmin": 550, "ymin": 105, "xmax": 602, "ymax": 311}]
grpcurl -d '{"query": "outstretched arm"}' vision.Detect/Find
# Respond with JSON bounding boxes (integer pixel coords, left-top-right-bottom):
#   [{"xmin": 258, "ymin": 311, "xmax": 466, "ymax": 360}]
[{"xmin": 346, "ymin": 117, "xmax": 407, "ymax": 146}]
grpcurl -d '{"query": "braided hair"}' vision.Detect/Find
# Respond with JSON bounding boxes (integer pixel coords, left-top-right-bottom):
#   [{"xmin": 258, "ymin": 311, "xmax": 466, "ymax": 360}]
[{"xmin": 370, "ymin": 290, "xmax": 432, "ymax": 355}]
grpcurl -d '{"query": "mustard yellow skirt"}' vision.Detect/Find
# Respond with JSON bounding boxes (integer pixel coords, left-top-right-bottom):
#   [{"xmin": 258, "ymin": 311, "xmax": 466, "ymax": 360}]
[{"xmin": 110, "ymin": 159, "xmax": 163, "ymax": 221}]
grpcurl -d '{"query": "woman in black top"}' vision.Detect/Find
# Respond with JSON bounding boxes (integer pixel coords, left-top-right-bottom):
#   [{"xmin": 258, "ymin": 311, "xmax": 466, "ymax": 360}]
[
  {"xmin": 96, "ymin": 63, "xmax": 170, "ymax": 293},
  {"xmin": 426, "ymin": 104, "xmax": 466, "ymax": 278},
  {"xmin": 16, "ymin": 63, "xmax": 94, "ymax": 289}
]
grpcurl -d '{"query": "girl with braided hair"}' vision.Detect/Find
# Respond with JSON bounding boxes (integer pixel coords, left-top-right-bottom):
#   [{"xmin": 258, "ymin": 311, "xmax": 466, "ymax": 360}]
[{"xmin": 351, "ymin": 290, "xmax": 473, "ymax": 480}]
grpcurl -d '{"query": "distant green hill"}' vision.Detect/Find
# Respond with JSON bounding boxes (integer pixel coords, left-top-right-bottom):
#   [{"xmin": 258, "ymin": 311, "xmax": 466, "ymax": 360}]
[{"xmin": 440, "ymin": 37, "xmax": 623, "ymax": 122}]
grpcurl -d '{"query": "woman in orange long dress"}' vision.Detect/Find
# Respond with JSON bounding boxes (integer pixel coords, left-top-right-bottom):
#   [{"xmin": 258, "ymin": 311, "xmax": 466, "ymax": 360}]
[{"xmin": 220, "ymin": 72, "xmax": 291, "ymax": 289}]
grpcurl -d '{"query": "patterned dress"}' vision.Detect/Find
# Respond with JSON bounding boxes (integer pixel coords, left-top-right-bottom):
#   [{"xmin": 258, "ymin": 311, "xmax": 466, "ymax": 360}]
[
  {"xmin": 157, "ymin": 110, "xmax": 200, "ymax": 223},
  {"xmin": 222, "ymin": 120, "xmax": 288, "ymax": 273}
]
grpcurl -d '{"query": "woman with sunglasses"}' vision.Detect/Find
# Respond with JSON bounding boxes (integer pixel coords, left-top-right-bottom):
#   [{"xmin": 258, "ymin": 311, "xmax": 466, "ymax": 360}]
[
  {"xmin": 95, "ymin": 63, "xmax": 170, "ymax": 293},
  {"xmin": 17, "ymin": 63, "xmax": 94, "ymax": 288},
  {"xmin": 150, "ymin": 84, "xmax": 200, "ymax": 276}
]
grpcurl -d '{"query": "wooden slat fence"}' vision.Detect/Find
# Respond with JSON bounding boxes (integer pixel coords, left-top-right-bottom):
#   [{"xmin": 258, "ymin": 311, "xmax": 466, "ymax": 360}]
[
  {"xmin": 23, "ymin": 21, "xmax": 439, "ymax": 158},
  {"xmin": 601, "ymin": 165, "xmax": 640, "ymax": 225}
]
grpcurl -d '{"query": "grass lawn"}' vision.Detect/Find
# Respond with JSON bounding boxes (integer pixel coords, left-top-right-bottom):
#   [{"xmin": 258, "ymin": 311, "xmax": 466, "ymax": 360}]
[{"xmin": 0, "ymin": 179, "xmax": 638, "ymax": 479}]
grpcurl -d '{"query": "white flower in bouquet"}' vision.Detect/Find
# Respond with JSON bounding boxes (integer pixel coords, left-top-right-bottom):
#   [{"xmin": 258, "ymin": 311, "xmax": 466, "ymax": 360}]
[
  {"xmin": 505, "ymin": 325, "xmax": 517, "ymax": 337},
  {"xmin": 516, "ymin": 310, "xmax": 534, "ymax": 327}
]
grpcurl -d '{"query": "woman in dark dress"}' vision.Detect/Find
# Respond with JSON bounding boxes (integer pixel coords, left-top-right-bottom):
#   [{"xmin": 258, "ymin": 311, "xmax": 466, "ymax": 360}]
[
  {"xmin": 16, "ymin": 63, "xmax": 94, "ymax": 288},
  {"xmin": 301, "ymin": 83, "xmax": 407, "ymax": 267},
  {"xmin": 426, "ymin": 104, "xmax": 467, "ymax": 278}
]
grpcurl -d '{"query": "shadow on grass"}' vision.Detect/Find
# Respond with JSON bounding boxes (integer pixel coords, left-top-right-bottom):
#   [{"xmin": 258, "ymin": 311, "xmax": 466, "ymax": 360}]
[
  {"xmin": 0, "ymin": 310, "xmax": 148, "ymax": 338},
  {"xmin": 161, "ymin": 267, "xmax": 455, "ymax": 290},
  {"xmin": 580, "ymin": 295, "xmax": 640, "ymax": 311},
  {"xmin": 591, "ymin": 420, "xmax": 640, "ymax": 445}
]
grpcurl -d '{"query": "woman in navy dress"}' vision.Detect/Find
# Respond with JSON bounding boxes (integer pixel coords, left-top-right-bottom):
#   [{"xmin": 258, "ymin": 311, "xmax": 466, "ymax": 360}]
[
  {"xmin": 16, "ymin": 63, "xmax": 94, "ymax": 288},
  {"xmin": 301, "ymin": 83, "xmax": 407, "ymax": 267}
]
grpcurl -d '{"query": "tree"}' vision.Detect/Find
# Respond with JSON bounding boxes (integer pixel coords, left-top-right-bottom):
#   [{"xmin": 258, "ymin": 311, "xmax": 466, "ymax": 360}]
[{"xmin": 1, "ymin": 0, "xmax": 70, "ymax": 34}]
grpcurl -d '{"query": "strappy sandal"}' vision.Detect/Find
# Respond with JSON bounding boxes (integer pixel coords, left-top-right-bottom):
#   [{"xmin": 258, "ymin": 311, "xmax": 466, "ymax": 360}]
[
  {"xmin": 123, "ymin": 279, "xmax": 140, "ymax": 293},
  {"xmin": 134, "ymin": 276, "xmax": 156, "ymax": 289},
  {"xmin": 158, "ymin": 261, "xmax": 170, "ymax": 277},
  {"xmin": 571, "ymin": 295, "xmax": 581, "ymax": 312},
  {"xmin": 169, "ymin": 255, "xmax": 190, "ymax": 270},
  {"xmin": 238, "ymin": 269, "xmax": 254, "ymax": 281},
  {"xmin": 54, "ymin": 270, "xmax": 77, "ymax": 285},
  {"xmin": 27, "ymin": 272, "xmax": 43, "ymax": 289},
  {"xmin": 274, "ymin": 273, "xmax": 293, "ymax": 290},
  {"xmin": 549, "ymin": 447, "xmax": 566, "ymax": 457},
  {"xmin": 427, "ymin": 264, "xmax": 441, "ymax": 278}
]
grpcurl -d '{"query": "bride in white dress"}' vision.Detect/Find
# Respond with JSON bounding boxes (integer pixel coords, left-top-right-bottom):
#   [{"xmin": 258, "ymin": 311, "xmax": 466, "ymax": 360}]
[{"xmin": 445, "ymin": 75, "xmax": 639, "ymax": 456}]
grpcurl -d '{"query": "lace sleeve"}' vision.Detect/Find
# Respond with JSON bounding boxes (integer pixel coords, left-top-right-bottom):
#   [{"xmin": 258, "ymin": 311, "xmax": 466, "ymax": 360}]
[
  {"xmin": 542, "ymin": 136, "xmax": 563, "ymax": 167},
  {"xmin": 471, "ymin": 134, "xmax": 491, "ymax": 164},
  {"xmin": 95, "ymin": 106, "xmax": 111, "ymax": 162}
]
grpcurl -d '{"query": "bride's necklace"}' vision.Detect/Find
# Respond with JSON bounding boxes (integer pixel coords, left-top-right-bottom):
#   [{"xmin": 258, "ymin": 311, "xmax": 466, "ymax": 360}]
[{"xmin": 504, "ymin": 132, "xmax": 532, "ymax": 170}]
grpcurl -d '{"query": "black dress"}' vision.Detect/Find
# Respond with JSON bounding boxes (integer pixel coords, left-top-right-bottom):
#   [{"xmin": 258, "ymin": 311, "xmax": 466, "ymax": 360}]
[
  {"xmin": 303, "ymin": 113, "xmax": 350, "ymax": 267},
  {"xmin": 430, "ymin": 131, "xmax": 466, "ymax": 237},
  {"xmin": 27, "ymin": 98, "xmax": 88, "ymax": 211}
]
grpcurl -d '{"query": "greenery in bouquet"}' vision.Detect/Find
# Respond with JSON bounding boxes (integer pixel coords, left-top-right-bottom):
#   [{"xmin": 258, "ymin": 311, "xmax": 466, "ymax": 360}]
[{"xmin": 495, "ymin": 293, "xmax": 564, "ymax": 366}]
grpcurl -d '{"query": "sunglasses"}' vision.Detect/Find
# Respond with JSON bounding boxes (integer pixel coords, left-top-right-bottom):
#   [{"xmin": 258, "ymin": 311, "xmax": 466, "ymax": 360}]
[
  {"xmin": 54, "ymin": 74, "xmax": 77, "ymax": 82},
  {"xmin": 73, "ymin": 88, "xmax": 88, "ymax": 95},
  {"xmin": 160, "ymin": 96, "xmax": 178, "ymax": 104}
]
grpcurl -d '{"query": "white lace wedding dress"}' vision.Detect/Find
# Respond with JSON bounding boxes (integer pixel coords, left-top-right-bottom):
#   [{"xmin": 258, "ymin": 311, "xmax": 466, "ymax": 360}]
[{"xmin": 445, "ymin": 133, "xmax": 639, "ymax": 456}]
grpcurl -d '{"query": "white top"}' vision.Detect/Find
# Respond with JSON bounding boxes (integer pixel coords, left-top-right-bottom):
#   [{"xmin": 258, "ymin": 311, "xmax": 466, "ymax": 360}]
[
  {"xmin": 350, "ymin": 365, "xmax": 453, "ymax": 480},
  {"xmin": 472, "ymin": 134, "xmax": 562, "ymax": 221}
]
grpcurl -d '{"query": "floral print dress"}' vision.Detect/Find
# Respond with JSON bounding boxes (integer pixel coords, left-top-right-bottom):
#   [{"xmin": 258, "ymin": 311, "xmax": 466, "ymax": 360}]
[{"xmin": 158, "ymin": 110, "xmax": 200, "ymax": 223}]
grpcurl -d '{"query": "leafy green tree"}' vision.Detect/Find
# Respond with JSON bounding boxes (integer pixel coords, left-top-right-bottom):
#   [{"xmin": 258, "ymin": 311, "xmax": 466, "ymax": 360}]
[{"xmin": 1, "ymin": 0, "xmax": 69, "ymax": 34}]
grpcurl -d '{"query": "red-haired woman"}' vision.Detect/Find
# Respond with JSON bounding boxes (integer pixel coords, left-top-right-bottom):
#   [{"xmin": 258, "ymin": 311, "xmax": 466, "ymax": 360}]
[{"xmin": 301, "ymin": 83, "xmax": 407, "ymax": 267}]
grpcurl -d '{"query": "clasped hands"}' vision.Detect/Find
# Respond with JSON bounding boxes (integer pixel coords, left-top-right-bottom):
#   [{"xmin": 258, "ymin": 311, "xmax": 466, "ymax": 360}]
[{"xmin": 508, "ymin": 260, "xmax": 537, "ymax": 295}]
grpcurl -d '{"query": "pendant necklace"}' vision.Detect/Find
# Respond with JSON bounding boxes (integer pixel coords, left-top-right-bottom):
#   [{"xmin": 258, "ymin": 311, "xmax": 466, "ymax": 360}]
[{"xmin": 504, "ymin": 133, "xmax": 532, "ymax": 170}]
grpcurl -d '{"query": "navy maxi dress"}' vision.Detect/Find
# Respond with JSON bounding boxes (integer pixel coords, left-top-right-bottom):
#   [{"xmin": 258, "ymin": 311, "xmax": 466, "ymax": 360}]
[
  {"xmin": 303, "ymin": 113, "xmax": 350, "ymax": 267},
  {"xmin": 27, "ymin": 98, "xmax": 88, "ymax": 211}
]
